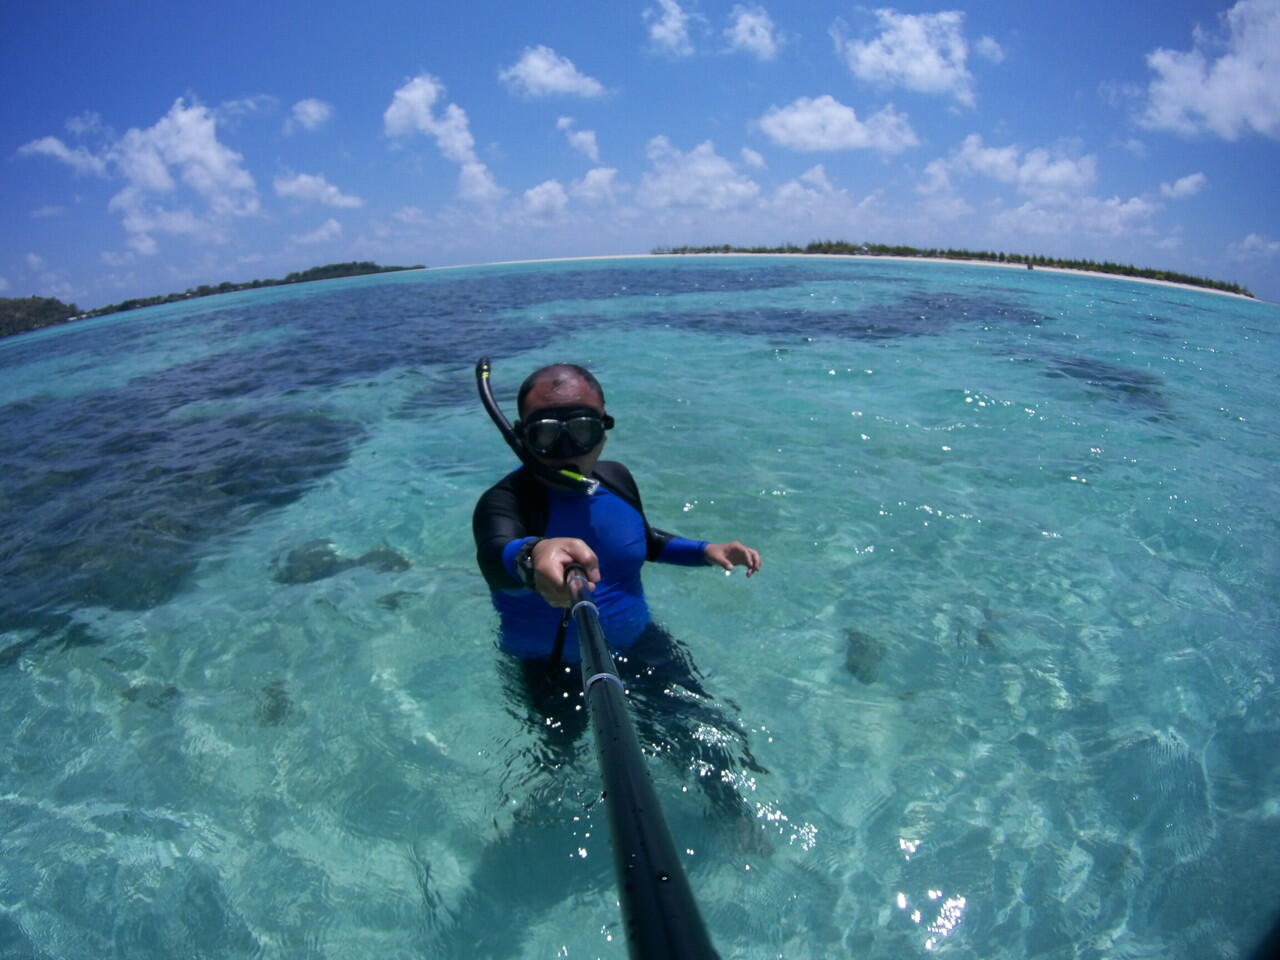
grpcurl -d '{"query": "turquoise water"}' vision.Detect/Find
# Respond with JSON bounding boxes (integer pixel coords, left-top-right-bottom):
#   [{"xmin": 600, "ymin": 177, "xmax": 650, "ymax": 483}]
[{"xmin": 1, "ymin": 256, "xmax": 1277, "ymax": 958}]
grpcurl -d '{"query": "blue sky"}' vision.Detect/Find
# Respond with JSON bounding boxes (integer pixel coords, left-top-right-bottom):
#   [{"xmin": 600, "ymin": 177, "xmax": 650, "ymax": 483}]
[{"xmin": 4, "ymin": 0, "xmax": 1279, "ymax": 307}]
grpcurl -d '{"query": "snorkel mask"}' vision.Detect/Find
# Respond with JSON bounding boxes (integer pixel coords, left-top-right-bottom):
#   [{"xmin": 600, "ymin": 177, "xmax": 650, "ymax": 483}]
[
  {"xmin": 475, "ymin": 357, "xmax": 604, "ymax": 494},
  {"xmin": 515, "ymin": 405, "xmax": 615, "ymax": 459}
]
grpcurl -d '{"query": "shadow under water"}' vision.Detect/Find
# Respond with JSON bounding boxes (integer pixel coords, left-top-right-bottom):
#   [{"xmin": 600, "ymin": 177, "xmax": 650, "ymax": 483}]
[
  {"xmin": 270, "ymin": 539, "xmax": 411, "ymax": 585},
  {"xmin": 1044, "ymin": 354, "xmax": 1173, "ymax": 420}
]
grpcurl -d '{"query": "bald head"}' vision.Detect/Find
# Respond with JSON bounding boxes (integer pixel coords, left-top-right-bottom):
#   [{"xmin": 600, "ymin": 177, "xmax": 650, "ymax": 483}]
[{"xmin": 517, "ymin": 364, "xmax": 605, "ymax": 418}]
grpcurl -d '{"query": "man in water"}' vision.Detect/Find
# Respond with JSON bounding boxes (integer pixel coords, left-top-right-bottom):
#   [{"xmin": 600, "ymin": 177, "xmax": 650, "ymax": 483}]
[
  {"xmin": 447, "ymin": 362, "xmax": 764, "ymax": 956},
  {"xmin": 472, "ymin": 363, "xmax": 762, "ymax": 799}
]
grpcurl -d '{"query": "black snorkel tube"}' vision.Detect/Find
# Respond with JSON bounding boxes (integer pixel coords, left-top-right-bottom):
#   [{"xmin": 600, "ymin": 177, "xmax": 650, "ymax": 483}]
[
  {"xmin": 475, "ymin": 357, "xmax": 600, "ymax": 494},
  {"xmin": 565, "ymin": 564, "xmax": 719, "ymax": 959}
]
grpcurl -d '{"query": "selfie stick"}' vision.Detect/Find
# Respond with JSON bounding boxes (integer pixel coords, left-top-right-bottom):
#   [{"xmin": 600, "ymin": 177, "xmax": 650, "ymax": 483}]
[{"xmin": 564, "ymin": 564, "xmax": 718, "ymax": 960}]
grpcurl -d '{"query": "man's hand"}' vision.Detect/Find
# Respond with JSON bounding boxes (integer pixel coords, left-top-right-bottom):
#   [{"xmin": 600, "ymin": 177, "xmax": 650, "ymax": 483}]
[
  {"xmin": 531, "ymin": 537, "xmax": 600, "ymax": 607},
  {"xmin": 704, "ymin": 541, "xmax": 762, "ymax": 577}
]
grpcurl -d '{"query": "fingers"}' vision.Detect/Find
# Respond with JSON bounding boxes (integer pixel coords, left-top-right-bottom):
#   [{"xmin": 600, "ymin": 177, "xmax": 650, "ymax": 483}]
[
  {"xmin": 559, "ymin": 538, "xmax": 601, "ymax": 583},
  {"xmin": 705, "ymin": 543, "xmax": 732, "ymax": 572},
  {"xmin": 532, "ymin": 537, "xmax": 598, "ymax": 607},
  {"xmin": 728, "ymin": 541, "xmax": 761, "ymax": 577},
  {"xmin": 706, "ymin": 541, "xmax": 763, "ymax": 577}
]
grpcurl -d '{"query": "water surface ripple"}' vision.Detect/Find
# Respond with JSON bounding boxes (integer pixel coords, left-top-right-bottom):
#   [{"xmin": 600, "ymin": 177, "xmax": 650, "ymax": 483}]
[{"xmin": 1, "ymin": 257, "xmax": 1277, "ymax": 959}]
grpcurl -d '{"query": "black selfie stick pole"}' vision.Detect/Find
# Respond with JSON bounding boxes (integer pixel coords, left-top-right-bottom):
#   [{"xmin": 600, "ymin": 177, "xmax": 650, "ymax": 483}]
[{"xmin": 564, "ymin": 564, "xmax": 718, "ymax": 960}]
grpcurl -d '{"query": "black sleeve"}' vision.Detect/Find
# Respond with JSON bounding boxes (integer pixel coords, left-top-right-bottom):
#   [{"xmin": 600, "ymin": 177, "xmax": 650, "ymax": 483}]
[{"xmin": 472, "ymin": 474, "xmax": 539, "ymax": 590}]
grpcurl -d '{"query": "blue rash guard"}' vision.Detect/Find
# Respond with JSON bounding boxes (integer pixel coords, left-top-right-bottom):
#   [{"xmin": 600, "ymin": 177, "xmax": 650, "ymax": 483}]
[{"xmin": 472, "ymin": 461, "xmax": 707, "ymax": 661}]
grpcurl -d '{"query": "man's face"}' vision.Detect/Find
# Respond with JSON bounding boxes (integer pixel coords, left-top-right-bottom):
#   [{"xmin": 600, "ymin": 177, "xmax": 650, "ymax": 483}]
[{"xmin": 519, "ymin": 375, "xmax": 607, "ymax": 479}]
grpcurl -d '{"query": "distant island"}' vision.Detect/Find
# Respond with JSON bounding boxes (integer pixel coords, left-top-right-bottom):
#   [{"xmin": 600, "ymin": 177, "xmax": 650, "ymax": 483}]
[
  {"xmin": 652, "ymin": 242, "xmax": 1255, "ymax": 299},
  {"xmin": 0, "ymin": 296, "xmax": 83, "ymax": 341},
  {"xmin": 0, "ymin": 261, "xmax": 424, "ymax": 340}
]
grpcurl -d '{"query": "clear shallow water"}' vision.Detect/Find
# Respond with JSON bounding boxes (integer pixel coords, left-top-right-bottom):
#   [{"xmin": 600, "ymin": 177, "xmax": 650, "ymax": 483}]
[{"xmin": 1, "ymin": 256, "xmax": 1277, "ymax": 959}]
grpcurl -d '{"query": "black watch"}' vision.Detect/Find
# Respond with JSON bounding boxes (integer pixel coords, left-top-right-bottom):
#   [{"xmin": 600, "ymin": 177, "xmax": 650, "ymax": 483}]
[{"xmin": 515, "ymin": 538, "xmax": 543, "ymax": 589}]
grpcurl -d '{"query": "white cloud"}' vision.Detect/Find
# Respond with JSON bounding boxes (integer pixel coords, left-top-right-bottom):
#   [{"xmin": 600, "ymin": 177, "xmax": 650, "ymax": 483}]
[
  {"xmin": 975, "ymin": 35, "xmax": 1004, "ymax": 63},
  {"xmin": 757, "ymin": 95, "xmax": 919, "ymax": 153},
  {"xmin": 948, "ymin": 133, "xmax": 1097, "ymax": 199},
  {"xmin": 291, "ymin": 218, "xmax": 342, "ymax": 245},
  {"xmin": 0, "ymin": 277, "xmax": 8, "ymax": 292},
  {"xmin": 100, "ymin": 250, "xmax": 135, "ymax": 267},
  {"xmin": 18, "ymin": 136, "xmax": 108, "ymax": 176},
  {"xmin": 916, "ymin": 160, "xmax": 973, "ymax": 220},
  {"xmin": 457, "ymin": 161, "xmax": 504, "ymax": 205},
  {"xmin": 993, "ymin": 195, "xmax": 1159, "ymax": 238},
  {"xmin": 1098, "ymin": 79, "xmax": 1144, "ymax": 110},
  {"xmin": 430, "ymin": 106, "xmax": 479, "ymax": 168},
  {"xmin": 1087, "ymin": 196, "xmax": 1160, "ymax": 233},
  {"xmin": 118, "ymin": 100, "xmax": 258, "ymax": 210},
  {"xmin": 384, "ymin": 74, "xmax": 503, "ymax": 204},
  {"xmin": 384, "ymin": 74, "xmax": 440, "ymax": 136},
  {"xmin": 105, "ymin": 197, "xmax": 205, "ymax": 254},
  {"xmin": 216, "ymin": 95, "xmax": 277, "ymax": 125},
  {"xmin": 288, "ymin": 98, "xmax": 333, "ymax": 133},
  {"xmin": 500, "ymin": 46, "xmax": 605, "ymax": 98},
  {"xmin": 832, "ymin": 9, "xmax": 979, "ymax": 106},
  {"xmin": 638, "ymin": 137, "xmax": 760, "ymax": 210},
  {"xmin": 26, "ymin": 253, "xmax": 43, "ymax": 269},
  {"xmin": 393, "ymin": 205, "xmax": 428, "ymax": 224},
  {"xmin": 384, "ymin": 75, "xmax": 473, "ymax": 163},
  {"xmin": 557, "ymin": 117, "xmax": 601, "ymax": 162},
  {"xmin": 917, "ymin": 133, "xmax": 1112, "ymax": 227},
  {"xmin": 24, "ymin": 99, "xmax": 260, "ymax": 256},
  {"xmin": 726, "ymin": 4, "xmax": 779, "ymax": 60},
  {"xmin": 568, "ymin": 129, "xmax": 600, "ymax": 161},
  {"xmin": 90, "ymin": 98, "xmax": 260, "ymax": 254},
  {"xmin": 917, "ymin": 158, "xmax": 953, "ymax": 196},
  {"xmin": 799, "ymin": 165, "xmax": 835, "ymax": 193},
  {"xmin": 571, "ymin": 167, "xmax": 619, "ymax": 205},
  {"xmin": 1228, "ymin": 232, "xmax": 1280, "ymax": 259},
  {"xmin": 772, "ymin": 164, "xmax": 846, "ymax": 209},
  {"xmin": 522, "ymin": 179, "xmax": 570, "ymax": 218},
  {"xmin": 1140, "ymin": 0, "xmax": 1280, "ymax": 139},
  {"xmin": 31, "ymin": 205, "xmax": 65, "ymax": 218},
  {"xmin": 1159, "ymin": 172, "xmax": 1207, "ymax": 198},
  {"xmin": 65, "ymin": 111, "xmax": 105, "ymax": 137},
  {"xmin": 646, "ymin": 0, "xmax": 694, "ymax": 56},
  {"xmin": 274, "ymin": 171, "xmax": 363, "ymax": 207},
  {"xmin": 740, "ymin": 146, "xmax": 765, "ymax": 168}
]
